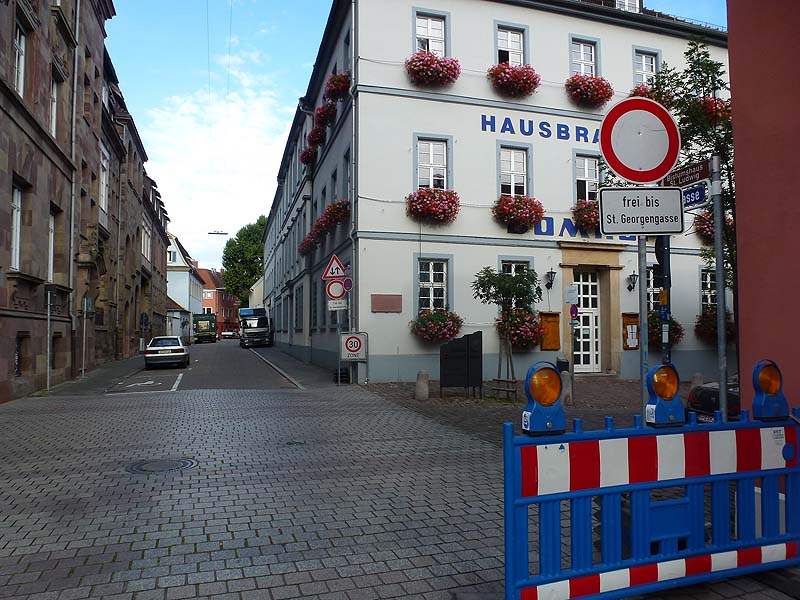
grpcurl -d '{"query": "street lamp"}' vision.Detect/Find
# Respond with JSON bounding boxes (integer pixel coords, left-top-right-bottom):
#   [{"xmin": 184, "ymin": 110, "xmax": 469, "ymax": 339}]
[
  {"xmin": 544, "ymin": 269, "xmax": 557, "ymax": 290},
  {"xmin": 627, "ymin": 272, "xmax": 639, "ymax": 292},
  {"xmin": 208, "ymin": 231, "xmax": 228, "ymax": 235}
]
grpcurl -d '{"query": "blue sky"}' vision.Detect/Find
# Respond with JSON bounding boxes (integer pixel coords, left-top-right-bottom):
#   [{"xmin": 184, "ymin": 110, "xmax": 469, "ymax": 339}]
[{"xmin": 105, "ymin": 0, "xmax": 726, "ymax": 269}]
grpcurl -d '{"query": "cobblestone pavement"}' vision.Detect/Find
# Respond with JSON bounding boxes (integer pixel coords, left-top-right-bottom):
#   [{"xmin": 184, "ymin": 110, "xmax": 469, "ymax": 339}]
[{"xmin": 1, "ymin": 351, "xmax": 797, "ymax": 600}]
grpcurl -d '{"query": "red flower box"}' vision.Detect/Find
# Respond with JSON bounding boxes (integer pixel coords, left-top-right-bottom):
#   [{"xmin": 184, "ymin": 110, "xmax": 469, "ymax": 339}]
[
  {"xmin": 629, "ymin": 83, "xmax": 674, "ymax": 109},
  {"xmin": 694, "ymin": 209, "xmax": 734, "ymax": 245},
  {"xmin": 314, "ymin": 102, "xmax": 337, "ymax": 129},
  {"xmin": 487, "ymin": 63, "xmax": 541, "ymax": 97},
  {"xmin": 404, "ymin": 51, "xmax": 461, "ymax": 86},
  {"xmin": 496, "ymin": 308, "xmax": 544, "ymax": 350},
  {"xmin": 647, "ymin": 310, "xmax": 684, "ymax": 347},
  {"xmin": 565, "ymin": 74, "xmax": 614, "ymax": 109},
  {"xmin": 298, "ymin": 200, "xmax": 351, "ymax": 257},
  {"xmin": 299, "ymin": 146, "xmax": 317, "ymax": 166},
  {"xmin": 573, "ymin": 199, "xmax": 600, "ymax": 233},
  {"xmin": 695, "ymin": 306, "xmax": 735, "ymax": 346},
  {"xmin": 323, "ymin": 71, "xmax": 351, "ymax": 102},
  {"xmin": 492, "ymin": 195, "xmax": 545, "ymax": 231},
  {"xmin": 405, "ymin": 188, "xmax": 460, "ymax": 224},
  {"xmin": 410, "ymin": 309, "xmax": 463, "ymax": 343},
  {"xmin": 307, "ymin": 126, "xmax": 327, "ymax": 147}
]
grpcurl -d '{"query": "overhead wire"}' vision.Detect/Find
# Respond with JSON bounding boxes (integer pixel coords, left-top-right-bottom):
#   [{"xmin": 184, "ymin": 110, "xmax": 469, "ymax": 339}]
[{"xmin": 226, "ymin": 0, "xmax": 234, "ymax": 96}]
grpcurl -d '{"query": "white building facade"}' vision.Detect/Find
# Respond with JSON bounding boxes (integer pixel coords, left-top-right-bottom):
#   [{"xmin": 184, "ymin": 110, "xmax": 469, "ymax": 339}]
[
  {"xmin": 263, "ymin": 0, "xmax": 730, "ymax": 382},
  {"xmin": 166, "ymin": 233, "xmax": 204, "ymax": 340}
]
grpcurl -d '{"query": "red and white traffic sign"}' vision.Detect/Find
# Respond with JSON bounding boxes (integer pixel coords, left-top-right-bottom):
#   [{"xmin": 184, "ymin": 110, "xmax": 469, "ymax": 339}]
[
  {"xmin": 322, "ymin": 254, "xmax": 346, "ymax": 280},
  {"xmin": 326, "ymin": 279, "xmax": 346, "ymax": 300},
  {"xmin": 344, "ymin": 335, "xmax": 362, "ymax": 353},
  {"xmin": 599, "ymin": 97, "xmax": 680, "ymax": 184},
  {"xmin": 340, "ymin": 332, "xmax": 367, "ymax": 362}
]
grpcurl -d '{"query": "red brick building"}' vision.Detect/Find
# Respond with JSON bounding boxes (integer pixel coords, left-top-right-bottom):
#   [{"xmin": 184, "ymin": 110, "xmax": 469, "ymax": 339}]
[{"xmin": 197, "ymin": 268, "xmax": 239, "ymax": 337}]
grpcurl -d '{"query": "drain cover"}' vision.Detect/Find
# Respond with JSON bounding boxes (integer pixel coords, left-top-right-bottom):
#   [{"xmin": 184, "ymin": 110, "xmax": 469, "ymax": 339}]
[{"xmin": 127, "ymin": 458, "xmax": 198, "ymax": 474}]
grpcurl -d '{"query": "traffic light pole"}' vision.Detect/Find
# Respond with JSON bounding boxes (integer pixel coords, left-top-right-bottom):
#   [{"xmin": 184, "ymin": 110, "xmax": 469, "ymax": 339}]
[
  {"xmin": 659, "ymin": 236, "xmax": 671, "ymax": 365},
  {"xmin": 711, "ymin": 153, "xmax": 728, "ymax": 421},
  {"xmin": 638, "ymin": 237, "xmax": 648, "ymax": 418}
]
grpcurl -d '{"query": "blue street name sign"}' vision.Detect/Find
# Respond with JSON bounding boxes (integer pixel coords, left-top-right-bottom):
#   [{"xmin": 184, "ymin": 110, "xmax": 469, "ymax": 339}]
[
  {"xmin": 683, "ymin": 181, "xmax": 709, "ymax": 209},
  {"xmin": 659, "ymin": 305, "xmax": 669, "ymax": 320}
]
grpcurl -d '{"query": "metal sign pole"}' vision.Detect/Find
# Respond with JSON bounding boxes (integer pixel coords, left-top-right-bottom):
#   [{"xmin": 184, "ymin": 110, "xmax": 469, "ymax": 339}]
[
  {"xmin": 46, "ymin": 290, "xmax": 52, "ymax": 394},
  {"xmin": 337, "ymin": 310, "xmax": 341, "ymax": 387},
  {"xmin": 711, "ymin": 153, "xmax": 728, "ymax": 421},
  {"xmin": 638, "ymin": 237, "xmax": 648, "ymax": 417},
  {"xmin": 81, "ymin": 296, "xmax": 87, "ymax": 378}
]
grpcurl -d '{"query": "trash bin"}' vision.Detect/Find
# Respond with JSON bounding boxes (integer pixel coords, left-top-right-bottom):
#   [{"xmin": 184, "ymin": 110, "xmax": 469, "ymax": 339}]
[{"xmin": 556, "ymin": 356, "xmax": 569, "ymax": 373}]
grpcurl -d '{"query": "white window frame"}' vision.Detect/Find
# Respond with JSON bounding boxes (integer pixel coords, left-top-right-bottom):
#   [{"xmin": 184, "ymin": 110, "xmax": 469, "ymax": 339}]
[
  {"xmin": 417, "ymin": 140, "xmax": 447, "ymax": 190},
  {"xmin": 701, "ymin": 269, "xmax": 717, "ymax": 310},
  {"xmin": 418, "ymin": 259, "xmax": 448, "ymax": 311},
  {"xmin": 141, "ymin": 220, "xmax": 152, "ymax": 261},
  {"xmin": 99, "ymin": 143, "xmax": 110, "ymax": 213},
  {"xmin": 48, "ymin": 213, "xmax": 55, "ymax": 281},
  {"xmin": 203, "ymin": 307, "xmax": 212, "ymax": 315},
  {"xmin": 13, "ymin": 23, "xmax": 25, "ymax": 96},
  {"xmin": 11, "ymin": 186, "xmax": 22, "ymax": 271},
  {"xmin": 634, "ymin": 50, "xmax": 657, "ymax": 85},
  {"xmin": 646, "ymin": 267, "xmax": 658, "ymax": 312},
  {"xmin": 497, "ymin": 28, "xmax": 524, "ymax": 67},
  {"xmin": 49, "ymin": 79, "xmax": 58, "ymax": 137},
  {"xmin": 167, "ymin": 250, "xmax": 177, "ymax": 263},
  {"xmin": 500, "ymin": 147, "xmax": 527, "ymax": 196},
  {"xmin": 571, "ymin": 40, "xmax": 596, "ymax": 76},
  {"xmin": 616, "ymin": 0, "xmax": 639, "ymax": 12},
  {"xmin": 501, "ymin": 260, "xmax": 528, "ymax": 275},
  {"xmin": 416, "ymin": 15, "xmax": 445, "ymax": 57},
  {"xmin": 575, "ymin": 156, "xmax": 599, "ymax": 202}
]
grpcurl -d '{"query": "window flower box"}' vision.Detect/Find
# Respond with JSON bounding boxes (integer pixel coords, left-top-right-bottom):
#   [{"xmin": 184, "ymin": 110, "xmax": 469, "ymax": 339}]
[
  {"xmin": 299, "ymin": 146, "xmax": 317, "ymax": 166},
  {"xmin": 410, "ymin": 309, "xmax": 463, "ymax": 343},
  {"xmin": 572, "ymin": 199, "xmax": 600, "ymax": 233},
  {"xmin": 565, "ymin": 74, "xmax": 614, "ymax": 109},
  {"xmin": 694, "ymin": 209, "xmax": 734, "ymax": 245},
  {"xmin": 298, "ymin": 200, "xmax": 351, "ymax": 257},
  {"xmin": 306, "ymin": 125, "xmax": 327, "ymax": 147},
  {"xmin": 323, "ymin": 71, "xmax": 351, "ymax": 102},
  {"xmin": 647, "ymin": 310, "xmax": 684, "ymax": 348},
  {"xmin": 314, "ymin": 102, "xmax": 337, "ymax": 129},
  {"xmin": 629, "ymin": 83, "xmax": 675, "ymax": 110},
  {"xmin": 487, "ymin": 63, "xmax": 541, "ymax": 97},
  {"xmin": 404, "ymin": 51, "xmax": 461, "ymax": 86},
  {"xmin": 695, "ymin": 306, "xmax": 735, "ymax": 346},
  {"xmin": 492, "ymin": 195, "xmax": 544, "ymax": 232},
  {"xmin": 496, "ymin": 308, "xmax": 544, "ymax": 350},
  {"xmin": 406, "ymin": 188, "xmax": 460, "ymax": 224}
]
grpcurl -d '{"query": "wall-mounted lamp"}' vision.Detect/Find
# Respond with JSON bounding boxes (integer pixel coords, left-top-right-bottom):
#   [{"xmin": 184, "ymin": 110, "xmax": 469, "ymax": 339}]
[
  {"xmin": 544, "ymin": 269, "xmax": 557, "ymax": 290},
  {"xmin": 627, "ymin": 272, "xmax": 639, "ymax": 292}
]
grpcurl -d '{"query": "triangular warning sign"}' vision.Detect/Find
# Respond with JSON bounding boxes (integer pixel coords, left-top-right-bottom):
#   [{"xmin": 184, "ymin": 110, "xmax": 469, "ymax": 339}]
[{"xmin": 322, "ymin": 254, "xmax": 346, "ymax": 280}]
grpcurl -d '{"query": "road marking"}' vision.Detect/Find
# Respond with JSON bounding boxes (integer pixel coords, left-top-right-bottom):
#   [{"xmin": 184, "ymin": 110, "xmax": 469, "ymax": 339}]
[
  {"xmin": 126, "ymin": 380, "xmax": 161, "ymax": 388},
  {"xmin": 248, "ymin": 349, "xmax": 305, "ymax": 390},
  {"xmin": 171, "ymin": 373, "xmax": 183, "ymax": 392}
]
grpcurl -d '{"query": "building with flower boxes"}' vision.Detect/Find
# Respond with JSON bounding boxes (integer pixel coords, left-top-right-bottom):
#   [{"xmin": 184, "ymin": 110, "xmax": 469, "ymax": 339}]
[{"xmin": 262, "ymin": 0, "xmax": 731, "ymax": 382}]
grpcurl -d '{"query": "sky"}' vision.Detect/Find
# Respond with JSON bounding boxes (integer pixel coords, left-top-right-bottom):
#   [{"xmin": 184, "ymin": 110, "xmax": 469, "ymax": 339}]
[{"xmin": 105, "ymin": 0, "xmax": 727, "ymax": 271}]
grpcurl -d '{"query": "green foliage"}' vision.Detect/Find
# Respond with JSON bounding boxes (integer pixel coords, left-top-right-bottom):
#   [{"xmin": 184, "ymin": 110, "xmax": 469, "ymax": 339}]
[
  {"xmin": 221, "ymin": 215, "xmax": 266, "ymax": 305},
  {"xmin": 471, "ymin": 266, "xmax": 542, "ymax": 314}
]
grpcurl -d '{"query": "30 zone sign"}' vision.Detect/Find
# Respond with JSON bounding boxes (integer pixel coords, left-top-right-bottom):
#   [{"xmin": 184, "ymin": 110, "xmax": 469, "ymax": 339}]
[{"xmin": 340, "ymin": 332, "xmax": 367, "ymax": 362}]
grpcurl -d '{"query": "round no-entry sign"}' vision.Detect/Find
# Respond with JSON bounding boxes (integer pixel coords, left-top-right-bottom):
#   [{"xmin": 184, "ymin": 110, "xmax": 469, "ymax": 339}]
[
  {"xmin": 599, "ymin": 97, "xmax": 680, "ymax": 184},
  {"xmin": 326, "ymin": 279, "xmax": 346, "ymax": 300}
]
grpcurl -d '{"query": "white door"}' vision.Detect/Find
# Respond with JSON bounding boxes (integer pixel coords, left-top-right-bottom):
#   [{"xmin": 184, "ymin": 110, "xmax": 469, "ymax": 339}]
[{"xmin": 574, "ymin": 271, "xmax": 601, "ymax": 373}]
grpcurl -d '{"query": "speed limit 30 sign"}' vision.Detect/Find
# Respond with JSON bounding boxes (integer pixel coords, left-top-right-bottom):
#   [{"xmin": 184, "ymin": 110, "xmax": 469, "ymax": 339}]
[{"xmin": 340, "ymin": 332, "xmax": 367, "ymax": 362}]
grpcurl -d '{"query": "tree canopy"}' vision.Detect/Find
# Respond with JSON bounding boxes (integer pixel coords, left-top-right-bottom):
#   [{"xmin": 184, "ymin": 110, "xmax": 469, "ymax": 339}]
[{"xmin": 222, "ymin": 215, "xmax": 266, "ymax": 306}]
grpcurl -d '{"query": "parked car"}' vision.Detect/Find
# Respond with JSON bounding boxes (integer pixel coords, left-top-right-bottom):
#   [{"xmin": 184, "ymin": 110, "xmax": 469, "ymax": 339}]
[
  {"xmin": 221, "ymin": 329, "xmax": 238, "ymax": 339},
  {"xmin": 144, "ymin": 336, "xmax": 191, "ymax": 369},
  {"xmin": 685, "ymin": 374, "xmax": 740, "ymax": 422}
]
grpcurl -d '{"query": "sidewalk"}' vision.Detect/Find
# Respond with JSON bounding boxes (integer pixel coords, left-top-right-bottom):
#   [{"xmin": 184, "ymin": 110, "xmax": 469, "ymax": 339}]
[{"xmin": 46, "ymin": 353, "xmax": 144, "ymax": 397}]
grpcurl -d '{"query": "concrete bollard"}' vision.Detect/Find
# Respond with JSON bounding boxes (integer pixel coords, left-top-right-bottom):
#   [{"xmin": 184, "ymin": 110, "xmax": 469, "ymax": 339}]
[
  {"xmin": 415, "ymin": 371, "xmax": 429, "ymax": 401},
  {"xmin": 560, "ymin": 370, "xmax": 573, "ymax": 406}
]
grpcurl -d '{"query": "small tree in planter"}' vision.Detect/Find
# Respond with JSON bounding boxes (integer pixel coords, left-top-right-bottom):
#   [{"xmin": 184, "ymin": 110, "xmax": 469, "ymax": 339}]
[
  {"xmin": 472, "ymin": 266, "xmax": 543, "ymax": 388},
  {"xmin": 410, "ymin": 309, "xmax": 463, "ymax": 343},
  {"xmin": 487, "ymin": 63, "xmax": 541, "ymax": 97},
  {"xmin": 405, "ymin": 51, "xmax": 461, "ymax": 86},
  {"xmin": 406, "ymin": 188, "xmax": 461, "ymax": 224},
  {"xmin": 492, "ymin": 195, "xmax": 545, "ymax": 233},
  {"xmin": 647, "ymin": 310, "xmax": 685, "ymax": 348},
  {"xmin": 565, "ymin": 74, "xmax": 614, "ymax": 109},
  {"xmin": 573, "ymin": 199, "xmax": 600, "ymax": 233},
  {"xmin": 694, "ymin": 306, "xmax": 735, "ymax": 346}
]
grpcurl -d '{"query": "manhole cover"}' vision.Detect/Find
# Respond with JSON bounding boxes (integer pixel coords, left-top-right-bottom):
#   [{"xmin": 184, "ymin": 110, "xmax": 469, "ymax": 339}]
[{"xmin": 126, "ymin": 458, "xmax": 198, "ymax": 474}]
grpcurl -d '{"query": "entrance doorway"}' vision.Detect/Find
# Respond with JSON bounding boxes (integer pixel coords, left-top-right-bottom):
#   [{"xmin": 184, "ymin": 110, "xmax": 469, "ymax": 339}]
[{"xmin": 574, "ymin": 271, "xmax": 601, "ymax": 373}]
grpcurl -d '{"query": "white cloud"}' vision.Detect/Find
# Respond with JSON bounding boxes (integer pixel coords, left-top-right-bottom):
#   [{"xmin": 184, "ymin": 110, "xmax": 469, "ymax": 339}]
[{"xmin": 141, "ymin": 77, "xmax": 294, "ymax": 270}]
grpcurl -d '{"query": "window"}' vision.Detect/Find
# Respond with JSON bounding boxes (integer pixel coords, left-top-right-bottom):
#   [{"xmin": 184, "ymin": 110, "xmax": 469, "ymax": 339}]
[
  {"xmin": 575, "ymin": 156, "xmax": 599, "ymax": 202},
  {"xmin": 500, "ymin": 147, "xmax": 527, "ymax": 196},
  {"xmin": 48, "ymin": 213, "xmax": 55, "ymax": 281},
  {"xmin": 571, "ymin": 40, "xmax": 596, "ymax": 76},
  {"xmin": 99, "ymin": 143, "xmax": 110, "ymax": 213},
  {"xmin": 502, "ymin": 261, "xmax": 528, "ymax": 275},
  {"xmin": 49, "ymin": 79, "xmax": 59, "ymax": 137},
  {"xmin": 167, "ymin": 250, "xmax": 177, "ymax": 262},
  {"xmin": 203, "ymin": 307, "xmax": 212, "ymax": 314},
  {"xmin": 343, "ymin": 31, "xmax": 351, "ymax": 72},
  {"xmin": 295, "ymin": 286, "xmax": 303, "ymax": 331},
  {"xmin": 701, "ymin": 269, "xmax": 716, "ymax": 310},
  {"xmin": 616, "ymin": 0, "xmax": 639, "ymax": 12},
  {"xmin": 13, "ymin": 23, "xmax": 25, "ymax": 96},
  {"xmin": 330, "ymin": 170, "xmax": 337, "ymax": 200},
  {"xmin": 646, "ymin": 267, "xmax": 658, "ymax": 312},
  {"xmin": 10, "ymin": 186, "xmax": 22, "ymax": 271},
  {"xmin": 416, "ymin": 14, "xmax": 445, "ymax": 57},
  {"xmin": 101, "ymin": 80, "xmax": 109, "ymax": 109},
  {"xmin": 142, "ymin": 220, "xmax": 152, "ymax": 261},
  {"xmin": 418, "ymin": 259, "xmax": 447, "ymax": 310},
  {"xmin": 634, "ymin": 50, "xmax": 657, "ymax": 85},
  {"xmin": 417, "ymin": 140, "xmax": 447, "ymax": 189},
  {"xmin": 497, "ymin": 28, "xmax": 523, "ymax": 66},
  {"xmin": 343, "ymin": 150, "xmax": 351, "ymax": 201},
  {"xmin": 311, "ymin": 282, "xmax": 318, "ymax": 328}
]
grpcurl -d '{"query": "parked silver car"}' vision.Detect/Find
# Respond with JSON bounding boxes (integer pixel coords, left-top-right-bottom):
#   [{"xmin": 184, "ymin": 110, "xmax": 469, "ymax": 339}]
[{"xmin": 144, "ymin": 336, "xmax": 190, "ymax": 369}]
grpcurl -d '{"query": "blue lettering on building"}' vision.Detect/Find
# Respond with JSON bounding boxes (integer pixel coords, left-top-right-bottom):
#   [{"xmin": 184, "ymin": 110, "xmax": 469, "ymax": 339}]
[
  {"xmin": 520, "ymin": 120, "xmax": 535, "ymax": 136},
  {"xmin": 539, "ymin": 121, "xmax": 551, "ymax": 138},
  {"xmin": 500, "ymin": 117, "xmax": 515, "ymax": 134},
  {"xmin": 534, "ymin": 217, "xmax": 555, "ymax": 236},
  {"xmin": 557, "ymin": 124, "xmax": 570, "ymax": 140},
  {"xmin": 482, "ymin": 114, "xmax": 496, "ymax": 132},
  {"xmin": 480, "ymin": 114, "xmax": 599, "ymax": 143},
  {"xmin": 576, "ymin": 126, "xmax": 589, "ymax": 142}
]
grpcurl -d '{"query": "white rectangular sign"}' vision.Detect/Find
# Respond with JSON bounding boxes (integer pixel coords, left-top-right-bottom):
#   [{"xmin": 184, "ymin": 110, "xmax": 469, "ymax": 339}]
[
  {"xmin": 340, "ymin": 332, "xmax": 367, "ymax": 362},
  {"xmin": 328, "ymin": 299, "xmax": 347, "ymax": 311},
  {"xmin": 599, "ymin": 187, "xmax": 684, "ymax": 235},
  {"xmin": 565, "ymin": 284, "xmax": 579, "ymax": 305}
]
